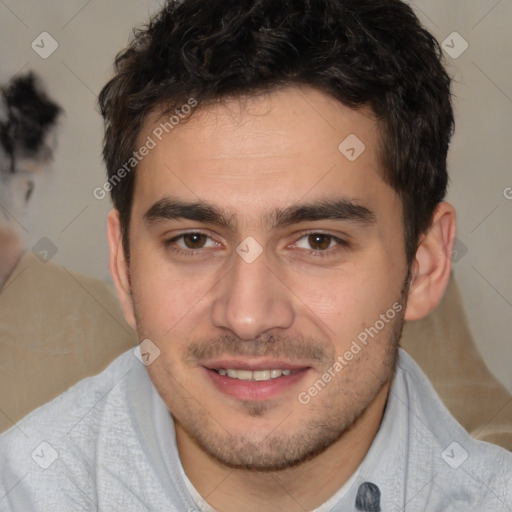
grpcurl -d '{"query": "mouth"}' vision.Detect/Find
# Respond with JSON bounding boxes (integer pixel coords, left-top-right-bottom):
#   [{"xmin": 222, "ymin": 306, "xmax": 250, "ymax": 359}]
[
  {"xmin": 214, "ymin": 368, "xmax": 296, "ymax": 381},
  {"xmin": 201, "ymin": 359, "xmax": 311, "ymax": 401}
]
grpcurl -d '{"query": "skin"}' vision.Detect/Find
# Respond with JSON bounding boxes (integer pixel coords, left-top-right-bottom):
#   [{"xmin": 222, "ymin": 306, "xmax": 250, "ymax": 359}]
[{"xmin": 108, "ymin": 86, "xmax": 456, "ymax": 511}]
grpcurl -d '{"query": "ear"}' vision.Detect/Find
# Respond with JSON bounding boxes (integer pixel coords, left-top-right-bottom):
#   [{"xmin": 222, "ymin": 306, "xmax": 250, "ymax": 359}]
[
  {"xmin": 107, "ymin": 209, "xmax": 136, "ymax": 329},
  {"xmin": 404, "ymin": 201, "xmax": 456, "ymax": 321}
]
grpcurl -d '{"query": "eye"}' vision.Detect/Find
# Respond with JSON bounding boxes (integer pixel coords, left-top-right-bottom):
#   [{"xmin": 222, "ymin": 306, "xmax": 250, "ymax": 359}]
[
  {"xmin": 163, "ymin": 231, "xmax": 349, "ymax": 259},
  {"xmin": 165, "ymin": 232, "xmax": 218, "ymax": 252},
  {"xmin": 293, "ymin": 232, "xmax": 349, "ymax": 256}
]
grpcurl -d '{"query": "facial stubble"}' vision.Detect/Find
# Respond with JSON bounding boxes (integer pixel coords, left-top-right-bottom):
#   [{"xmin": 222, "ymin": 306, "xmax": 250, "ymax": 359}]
[{"xmin": 132, "ymin": 270, "xmax": 410, "ymax": 472}]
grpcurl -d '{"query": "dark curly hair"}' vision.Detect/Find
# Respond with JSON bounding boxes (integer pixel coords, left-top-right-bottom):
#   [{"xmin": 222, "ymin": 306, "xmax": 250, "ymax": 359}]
[
  {"xmin": 1, "ymin": 72, "xmax": 61, "ymax": 174},
  {"xmin": 98, "ymin": 0, "xmax": 454, "ymax": 264}
]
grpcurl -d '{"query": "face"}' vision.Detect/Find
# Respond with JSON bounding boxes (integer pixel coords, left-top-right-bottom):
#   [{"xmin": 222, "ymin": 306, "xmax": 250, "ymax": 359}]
[{"xmin": 120, "ymin": 86, "xmax": 410, "ymax": 470}]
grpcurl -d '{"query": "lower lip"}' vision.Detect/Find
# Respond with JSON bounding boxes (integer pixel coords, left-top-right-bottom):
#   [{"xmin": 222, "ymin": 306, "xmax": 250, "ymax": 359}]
[{"xmin": 203, "ymin": 368, "xmax": 310, "ymax": 401}]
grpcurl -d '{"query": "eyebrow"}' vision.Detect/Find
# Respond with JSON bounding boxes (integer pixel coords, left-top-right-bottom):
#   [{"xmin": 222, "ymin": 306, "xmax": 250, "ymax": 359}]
[{"xmin": 143, "ymin": 196, "xmax": 376, "ymax": 231}]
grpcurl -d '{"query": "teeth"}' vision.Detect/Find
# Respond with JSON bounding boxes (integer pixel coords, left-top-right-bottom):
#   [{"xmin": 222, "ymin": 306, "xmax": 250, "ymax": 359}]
[
  {"xmin": 236, "ymin": 370, "xmax": 253, "ymax": 381},
  {"xmin": 253, "ymin": 370, "xmax": 270, "ymax": 381},
  {"xmin": 216, "ymin": 368, "xmax": 294, "ymax": 381}
]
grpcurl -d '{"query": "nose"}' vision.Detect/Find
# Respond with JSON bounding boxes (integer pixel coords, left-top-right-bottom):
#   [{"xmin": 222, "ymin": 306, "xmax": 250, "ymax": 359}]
[{"xmin": 211, "ymin": 245, "xmax": 295, "ymax": 341}]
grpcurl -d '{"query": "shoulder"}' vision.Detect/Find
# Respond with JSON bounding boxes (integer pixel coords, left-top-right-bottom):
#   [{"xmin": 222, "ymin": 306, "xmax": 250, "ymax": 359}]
[
  {"xmin": 3, "ymin": 348, "xmax": 139, "ymax": 438},
  {"xmin": 396, "ymin": 348, "xmax": 512, "ymax": 509},
  {"xmin": 0, "ymin": 349, "xmax": 143, "ymax": 509}
]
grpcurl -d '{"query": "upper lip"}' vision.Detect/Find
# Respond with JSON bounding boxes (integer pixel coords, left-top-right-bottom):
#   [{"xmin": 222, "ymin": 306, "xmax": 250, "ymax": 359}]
[{"xmin": 202, "ymin": 358, "xmax": 311, "ymax": 371}]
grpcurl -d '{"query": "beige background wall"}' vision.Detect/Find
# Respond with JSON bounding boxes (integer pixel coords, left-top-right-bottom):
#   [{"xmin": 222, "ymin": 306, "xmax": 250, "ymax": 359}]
[{"xmin": 0, "ymin": 0, "xmax": 510, "ymax": 390}]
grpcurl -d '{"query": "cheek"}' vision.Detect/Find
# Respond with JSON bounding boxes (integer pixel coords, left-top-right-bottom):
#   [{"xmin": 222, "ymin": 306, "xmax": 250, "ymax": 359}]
[
  {"xmin": 296, "ymin": 277, "xmax": 362, "ymax": 330},
  {"xmin": 129, "ymin": 248, "xmax": 214, "ymax": 341},
  {"xmin": 285, "ymin": 261, "xmax": 402, "ymax": 343}
]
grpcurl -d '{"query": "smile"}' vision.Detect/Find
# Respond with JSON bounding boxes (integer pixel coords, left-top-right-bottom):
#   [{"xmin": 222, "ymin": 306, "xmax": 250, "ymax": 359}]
[
  {"xmin": 214, "ymin": 368, "xmax": 295, "ymax": 381},
  {"xmin": 203, "ymin": 361, "xmax": 311, "ymax": 401}
]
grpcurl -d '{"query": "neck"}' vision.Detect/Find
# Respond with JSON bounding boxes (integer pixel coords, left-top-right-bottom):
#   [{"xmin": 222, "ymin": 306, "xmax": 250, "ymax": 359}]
[{"xmin": 175, "ymin": 380, "xmax": 391, "ymax": 512}]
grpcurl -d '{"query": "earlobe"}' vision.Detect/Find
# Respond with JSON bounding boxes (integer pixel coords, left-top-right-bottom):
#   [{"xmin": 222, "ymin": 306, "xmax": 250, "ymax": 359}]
[
  {"xmin": 106, "ymin": 209, "xmax": 136, "ymax": 329},
  {"xmin": 404, "ymin": 202, "xmax": 457, "ymax": 321}
]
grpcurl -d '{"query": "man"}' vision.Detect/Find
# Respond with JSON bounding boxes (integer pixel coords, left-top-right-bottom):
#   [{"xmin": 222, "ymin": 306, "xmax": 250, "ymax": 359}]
[{"xmin": 1, "ymin": 0, "xmax": 511, "ymax": 510}]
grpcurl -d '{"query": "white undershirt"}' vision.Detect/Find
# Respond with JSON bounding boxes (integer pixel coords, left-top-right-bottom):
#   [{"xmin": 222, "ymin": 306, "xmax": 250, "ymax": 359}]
[
  {"xmin": 152, "ymin": 372, "xmax": 360, "ymax": 512},
  {"xmin": 178, "ymin": 451, "xmax": 359, "ymax": 512}
]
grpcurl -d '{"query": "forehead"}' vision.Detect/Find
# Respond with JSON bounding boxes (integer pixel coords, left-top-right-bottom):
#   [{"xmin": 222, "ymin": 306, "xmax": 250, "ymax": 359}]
[{"xmin": 132, "ymin": 86, "xmax": 394, "ymax": 222}]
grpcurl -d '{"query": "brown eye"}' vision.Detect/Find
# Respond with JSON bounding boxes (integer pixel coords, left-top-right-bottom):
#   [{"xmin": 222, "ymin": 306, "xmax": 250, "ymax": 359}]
[
  {"xmin": 164, "ymin": 232, "xmax": 218, "ymax": 255},
  {"xmin": 307, "ymin": 234, "xmax": 332, "ymax": 250},
  {"xmin": 294, "ymin": 232, "xmax": 348, "ymax": 258},
  {"xmin": 182, "ymin": 233, "xmax": 208, "ymax": 249}
]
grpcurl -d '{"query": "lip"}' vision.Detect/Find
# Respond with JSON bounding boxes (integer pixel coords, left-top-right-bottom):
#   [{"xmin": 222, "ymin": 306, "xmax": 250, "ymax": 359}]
[{"xmin": 201, "ymin": 359, "xmax": 311, "ymax": 401}]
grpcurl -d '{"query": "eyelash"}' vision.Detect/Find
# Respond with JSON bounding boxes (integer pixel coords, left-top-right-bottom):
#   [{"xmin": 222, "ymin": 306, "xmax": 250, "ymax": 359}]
[{"xmin": 163, "ymin": 231, "xmax": 349, "ymax": 259}]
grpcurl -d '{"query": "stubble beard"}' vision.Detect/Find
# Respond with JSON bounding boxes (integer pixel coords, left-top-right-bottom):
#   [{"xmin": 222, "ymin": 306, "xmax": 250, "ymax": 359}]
[
  {"xmin": 173, "ymin": 306, "xmax": 405, "ymax": 472},
  {"xmin": 133, "ymin": 273, "xmax": 410, "ymax": 472}
]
